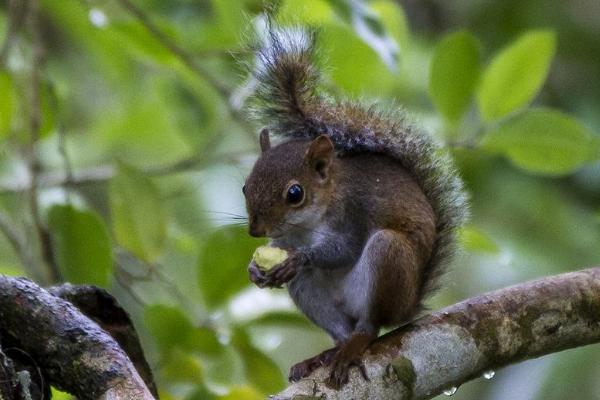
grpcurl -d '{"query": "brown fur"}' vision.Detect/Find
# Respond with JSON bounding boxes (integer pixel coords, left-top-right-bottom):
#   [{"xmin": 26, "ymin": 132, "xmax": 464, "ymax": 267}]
[{"xmin": 245, "ymin": 26, "xmax": 467, "ymax": 388}]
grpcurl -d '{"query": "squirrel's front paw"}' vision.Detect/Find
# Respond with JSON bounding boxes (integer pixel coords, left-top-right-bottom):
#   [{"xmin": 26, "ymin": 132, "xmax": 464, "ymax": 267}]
[
  {"xmin": 263, "ymin": 251, "xmax": 307, "ymax": 288},
  {"xmin": 247, "ymin": 261, "xmax": 269, "ymax": 288}
]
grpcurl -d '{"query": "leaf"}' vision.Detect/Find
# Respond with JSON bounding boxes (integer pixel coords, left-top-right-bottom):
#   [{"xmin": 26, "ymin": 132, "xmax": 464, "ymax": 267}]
[
  {"xmin": 109, "ymin": 164, "xmax": 167, "ymax": 261},
  {"xmin": 185, "ymin": 386, "xmax": 218, "ymax": 400},
  {"xmin": 197, "ymin": 225, "xmax": 264, "ymax": 309},
  {"xmin": 231, "ymin": 328, "xmax": 285, "ymax": 395},
  {"xmin": 278, "ymin": 0, "xmax": 335, "ymax": 24},
  {"xmin": 40, "ymin": 82, "xmax": 58, "ymax": 138},
  {"xmin": 429, "ymin": 31, "xmax": 481, "ymax": 122},
  {"xmin": 144, "ymin": 304, "xmax": 223, "ymax": 356},
  {"xmin": 161, "ymin": 349, "xmax": 204, "ymax": 383},
  {"xmin": 0, "ymin": 264, "xmax": 24, "ymax": 277},
  {"xmin": 327, "ymin": 0, "xmax": 400, "ymax": 70},
  {"xmin": 47, "ymin": 204, "xmax": 112, "ymax": 286},
  {"xmin": 51, "ymin": 388, "xmax": 74, "ymax": 400},
  {"xmin": 241, "ymin": 311, "xmax": 314, "ymax": 329},
  {"xmin": 217, "ymin": 387, "xmax": 264, "ymax": 400},
  {"xmin": 0, "ymin": 72, "xmax": 14, "ymax": 138},
  {"xmin": 187, "ymin": 386, "xmax": 263, "ymax": 400},
  {"xmin": 458, "ymin": 226, "xmax": 499, "ymax": 254},
  {"xmin": 144, "ymin": 304, "xmax": 195, "ymax": 353},
  {"xmin": 371, "ymin": 0, "xmax": 409, "ymax": 51},
  {"xmin": 477, "ymin": 30, "xmax": 556, "ymax": 120},
  {"xmin": 321, "ymin": 25, "xmax": 393, "ymax": 95},
  {"xmin": 481, "ymin": 108, "xmax": 599, "ymax": 175}
]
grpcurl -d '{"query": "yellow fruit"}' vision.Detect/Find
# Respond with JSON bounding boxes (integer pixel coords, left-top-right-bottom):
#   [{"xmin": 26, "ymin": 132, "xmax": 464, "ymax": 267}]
[{"xmin": 252, "ymin": 246, "xmax": 288, "ymax": 270}]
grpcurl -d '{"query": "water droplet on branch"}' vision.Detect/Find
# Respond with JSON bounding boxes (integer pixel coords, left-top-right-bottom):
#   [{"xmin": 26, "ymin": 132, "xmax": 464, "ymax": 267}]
[
  {"xmin": 443, "ymin": 386, "xmax": 457, "ymax": 396},
  {"xmin": 483, "ymin": 370, "xmax": 496, "ymax": 379}
]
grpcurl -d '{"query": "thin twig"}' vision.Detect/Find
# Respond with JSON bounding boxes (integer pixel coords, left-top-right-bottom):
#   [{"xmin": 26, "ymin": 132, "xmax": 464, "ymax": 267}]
[
  {"xmin": 0, "ymin": 211, "xmax": 40, "ymax": 280},
  {"xmin": 0, "ymin": 0, "xmax": 28, "ymax": 67},
  {"xmin": 114, "ymin": 265, "xmax": 149, "ymax": 308},
  {"xmin": 56, "ymin": 114, "xmax": 74, "ymax": 201},
  {"xmin": 445, "ymin": 139, "xmax": 478, "ymax": 150},
  {"xmin": 116, "ymin": 0, "xmax": 230, "ymax": 98},
  {"xmin": 0, "ymin": 149, "xmax": 251, "ymax": 195},
  {"xmin": 114, "ymin": 0, "xmax": 257, "ymax": 137},
  {"xmin": 115, "ymin": 247, "xmax": 197, "ymax": 313},
  {"xmin": 26, "ymin": 0, "xmax": 60, "ymax": 283}
]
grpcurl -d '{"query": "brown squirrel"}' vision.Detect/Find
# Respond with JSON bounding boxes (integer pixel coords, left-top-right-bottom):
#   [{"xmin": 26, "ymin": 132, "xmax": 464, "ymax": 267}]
[{"xmin": 242, "ymin": 27, "xmax": 468, "ymax": 389}]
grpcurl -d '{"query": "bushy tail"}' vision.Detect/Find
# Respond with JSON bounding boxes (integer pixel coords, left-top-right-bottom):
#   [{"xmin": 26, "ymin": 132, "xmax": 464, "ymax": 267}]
[
  {"xmin": 249, "ymin": 28, "xmax": 468, "ymax": 298},
  {"xmin": 250, "ymin": 27, "xmax": 328, "ymax": 137}
]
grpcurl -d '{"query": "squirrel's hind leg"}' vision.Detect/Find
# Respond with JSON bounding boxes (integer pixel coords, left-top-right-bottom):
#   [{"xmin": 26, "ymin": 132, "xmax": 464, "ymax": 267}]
[
  {"xmin": 344, "ymin": 229, "xmax": 422, "ymax": 327},
  {"xmin": 325, "ymin": 229, "xmax": 422, "ymax": 388},
  {"xmin": 286, "ymin": 269, "xmax": 355, "ymax": 381}
]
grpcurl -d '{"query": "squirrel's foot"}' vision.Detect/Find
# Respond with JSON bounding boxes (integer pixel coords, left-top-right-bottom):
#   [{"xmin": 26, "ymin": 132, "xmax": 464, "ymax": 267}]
[
  {"xmin": 288, "ymin": 347, "xmax": 338, "ymax": 382},
  {"xmin": 325, "ymin": 333, "xmax": 373, "ymax": 389}
]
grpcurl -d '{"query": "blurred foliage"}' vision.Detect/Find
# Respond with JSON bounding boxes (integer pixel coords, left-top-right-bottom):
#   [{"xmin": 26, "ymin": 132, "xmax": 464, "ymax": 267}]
[{"xmin": 0, "ymin": 0, "xmax": 599, "ymax": 399}]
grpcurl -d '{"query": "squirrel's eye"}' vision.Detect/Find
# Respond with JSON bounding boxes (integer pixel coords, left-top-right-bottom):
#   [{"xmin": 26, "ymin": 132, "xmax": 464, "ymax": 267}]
[
  {"xmin": 242, "ymin": 185, "xmax": 246, "ymax": 195},
  {"xmin": 286, "ymin": 184, "xmax": 304, "ymax": 205}
]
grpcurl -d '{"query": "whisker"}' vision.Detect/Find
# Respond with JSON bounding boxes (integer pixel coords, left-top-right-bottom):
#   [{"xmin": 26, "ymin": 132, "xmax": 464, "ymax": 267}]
[{"xmin": 203, "ymin": 210, "xmax": 248, "ymax": 218}]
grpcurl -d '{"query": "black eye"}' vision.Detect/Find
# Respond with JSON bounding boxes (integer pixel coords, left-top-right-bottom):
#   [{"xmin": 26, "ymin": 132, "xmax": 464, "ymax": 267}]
[
  {"xmin": 286, "ymin": 184, "xmax": 304, "ymax": 205},
  {"xmin": 242, "ymin": 185, "xmax": 246, "ymax": 195}
]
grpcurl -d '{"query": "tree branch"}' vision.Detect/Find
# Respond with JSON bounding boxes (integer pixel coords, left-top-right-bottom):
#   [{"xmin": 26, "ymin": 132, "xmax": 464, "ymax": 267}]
[
  {"xmin": 0, "ymin": 276, "xmax": 156, "ymax": 399},
  {"xmin": 275, "ymin": 267, "xmax": 600, "ymax": 400}
]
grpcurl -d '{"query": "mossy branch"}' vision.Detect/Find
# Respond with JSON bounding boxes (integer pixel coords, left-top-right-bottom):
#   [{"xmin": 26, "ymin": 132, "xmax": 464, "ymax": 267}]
[
  {"xmin": 0, "ymin": 276, "xmax": 156, "ymax": 400},
  {"xmin": 274, "ymin": 267, "xmax": 600, "ymax": 400}
]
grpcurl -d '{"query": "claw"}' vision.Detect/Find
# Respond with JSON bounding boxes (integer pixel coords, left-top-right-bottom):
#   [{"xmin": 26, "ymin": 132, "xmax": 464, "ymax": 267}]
[
  {"xmin": 289, "ymin": 347, "xmax": 338, "ymax": 382},
  {"xmin": 324, "ymin": 332, "xmax": 374, "ymax": 389},
  {"xmin": 248, "ymin": 261, "xmax": 267, "ymax": 287},
  {"xmin": 248, "ymin": 251, "xmax": 306, "ymax": 289}
]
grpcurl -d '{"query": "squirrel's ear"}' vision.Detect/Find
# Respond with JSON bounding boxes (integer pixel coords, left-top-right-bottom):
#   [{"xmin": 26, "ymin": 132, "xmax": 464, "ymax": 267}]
[
  {"xmin": 306, "ymin": 135, "xmax": 334, "ymax": 180},
  {"xmin": 259, "ymin": 128, "xmax": 271, "ymax": 153}
]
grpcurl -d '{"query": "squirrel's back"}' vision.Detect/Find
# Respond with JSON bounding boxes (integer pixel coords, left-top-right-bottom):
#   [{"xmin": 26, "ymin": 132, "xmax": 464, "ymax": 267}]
[{"xmin": 249, "ymin": 27, "xmax": 468, "ymax": 299}]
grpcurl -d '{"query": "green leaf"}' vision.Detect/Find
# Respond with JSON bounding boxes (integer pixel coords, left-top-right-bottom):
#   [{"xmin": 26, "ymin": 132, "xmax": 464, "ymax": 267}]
[
  {"xmin": 197, "ymin": 225, "xmax": 263, "ymax": 309},
  {"xmin": 40, "ymin": 82, "xmax": 58, "ymax": 138},
  {"xmin": 429, "ymin": 31, "xmax": 481, "ymax": 122},
  {"xmin": 51, "ymin": 388, "xmax": 74, "ymax": 400},
  {"xmin": 321, "ymin": 25, "xmax": 393, "ymax": 95},
  {"xmin": 327, "ymin": 0, "xmax": 400, "ymax": 70},
  {"xmin": 231, "ymin": 328, "xmax": 285, "ymax": 395},
  {"xmin": 185, "ymin": 386, "xmax": 218, "ymax": 400},
  {"xmin": 0, "ymin": 264, "xmax": 24, "ymax": 277},
  {"xmin": 144, "ymin": 304, "xmax": 195, "ymax": 353},
  {"xmin": 47, "ymin": 204, "xmax": 112, "ymax": 286},
  {"xmin": 0, "ymin": 72, "xmax": 14, "ymax": 138},
  {"xmin": 217, "ymin": 387, "xmax": 264, "ymax": 400},
  {"xmin": 458, "ymin": 225, "xmax": 499, "ymax": 254},
  {"xmin": 161, "ymin": 349, "xmax": 204, "ymax": 383},
  {"xmin": 481, "ymin": 108, "xmax": 599, "ymax": 175},
  {"xmin": 242, "ymin": 311, "xmax": 314, "ymax": 329},
  {"xmin": 109, "ymin": 164, "xmax": 167, "ymax": 261},
  {"xmin": 278, "ymin": 0, "xmax": 335, "ymax": 24},
  {"xmin": 371, "ymin": 0, "xmax": 409, "ymax": 51},
  {"xmin": 144, "ymin": 304, "xmax": 223, "ymax": 356},
  {"xmin": 477, "ymin": 30, "xmax": 556, "ymax": 120}
]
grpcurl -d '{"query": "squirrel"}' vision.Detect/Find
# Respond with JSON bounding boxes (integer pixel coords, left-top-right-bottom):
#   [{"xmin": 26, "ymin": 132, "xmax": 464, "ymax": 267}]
[{"xmin": 242, "ymin": 27, "xmax": 468, "ymax": 389}]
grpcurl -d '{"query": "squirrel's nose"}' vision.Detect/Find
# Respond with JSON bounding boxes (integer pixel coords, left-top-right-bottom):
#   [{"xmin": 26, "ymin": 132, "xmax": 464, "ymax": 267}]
[
  {"xmin": 249, "ymin": 218, "xmax": 266, "ymax": 237},
  {"xmin": 249, "ymin": 225, "xmax": 266, "ymax": 237}
]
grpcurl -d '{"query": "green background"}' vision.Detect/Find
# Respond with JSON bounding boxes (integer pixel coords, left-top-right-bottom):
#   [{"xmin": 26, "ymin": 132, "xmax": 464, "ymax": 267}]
[{"xmin": 1, "ymin": 1, "xmax": 599, "ymax": 399}]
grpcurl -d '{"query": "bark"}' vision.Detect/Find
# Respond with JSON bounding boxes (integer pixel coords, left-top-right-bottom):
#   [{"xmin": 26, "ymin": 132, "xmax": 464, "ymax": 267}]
[
  {"xmin": 274, "ymin": 267, "xmax": 600, "ymax": 400},
  {"xmin": 0, "ymin": 276, "xmax": 156, "ymax": 400}
]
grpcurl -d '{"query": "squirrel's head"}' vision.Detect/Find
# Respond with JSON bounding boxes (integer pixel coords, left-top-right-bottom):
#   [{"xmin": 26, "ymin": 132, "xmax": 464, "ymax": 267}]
[{"xmin": 243, "ymin": 130, "xmax": 335, "ymax": 238}]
